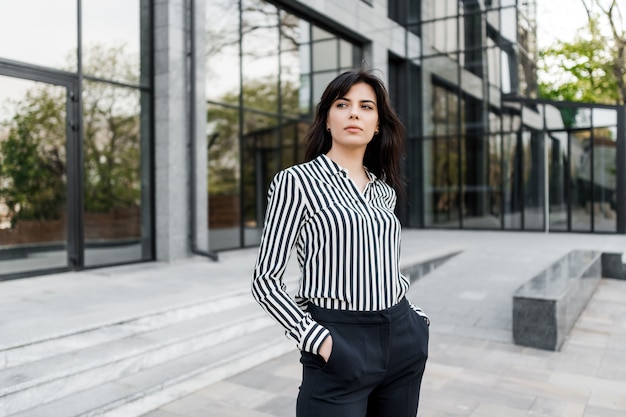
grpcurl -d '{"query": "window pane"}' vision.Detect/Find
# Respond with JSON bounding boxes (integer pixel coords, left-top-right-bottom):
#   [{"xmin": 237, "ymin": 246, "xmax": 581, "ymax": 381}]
[
  {"xmin": 500, "ymin": 5, "xmax": 517, "ymax": 43},
  {"xmin": 0, "ymin": 0, "xmax": 77, "ymax": 71},
  {"xmin": 82, "ymin": 81, "xmax": 145, "ymax": 266},
  {"xmin": 425, "ymin": 136, "xmax": 461, "ymax": 227},
  {"xmin": 572, "ymin": 130, "xmax": 592, "ymax": 232},
  {"xmin": 548, "ymin": 132, "xmax": 568, "ymax": 231},
  {"xmin": 280, "ymin": 11, "xmax": 305, "ymax": 117},
  {"xmin": 207, "ymin": 103, "xmax": 241, "ymax": 251},
  {"xmin": 339, "ymin": 40, "xmax": 354, "ymax": 69},
  {"xmin": 82, "ymin": 0, "xmax": 141, "ymax": 84},
  {"xmin": 312, "ymin": 72, "xmax": 337, "ymax": 103},
  {"xmin": 204, "ymin": 1, "xmax": 363, "ymax": 251},
  {"xmin": 242, "ymin": 113, "xmax": 279, "ymax": 246},
  {"xmin": 313, "ymin": 39, "xmax": 338, "ymax": 72},
  {"xmin": 206, "ymin": 0, "xmax": 240, "ymax": 103},
  {"xmin": 242, "ymin": 0, "xmax": 279, "ymax": 113},
  {"xmin": 0, "ymin": 77, "xmax": 68, "ymax": 274},
  {"xmin": 503, "ymin": 132, "xmax": 522, "ymax": 229},
  {"xmin": 522, "ymin": 130, "xmax": 544, "ymax": 230},
  {"xmin": 591, "ymin": 135, "xmax": 617, "ymax": 232},
  {"xmin": 312, "ymin": 26, "xmax": 334, "ymax": 41}
]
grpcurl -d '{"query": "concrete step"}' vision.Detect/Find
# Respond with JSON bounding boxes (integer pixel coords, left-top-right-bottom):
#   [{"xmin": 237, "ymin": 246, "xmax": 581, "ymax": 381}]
[
  {"xmin": 1, "ymin": 290, "xmax": 255, "ymax": 369},
  {"xmin": 0, "ymin": 292, "xmax": 284, "ymax": 417},
  {"xmin": 0, "ymin": 251, "xmax": 456, "ymax": 417},
  {"xmin": 7, "ymin": 327, "xmax": 292, "ymax": 417}
]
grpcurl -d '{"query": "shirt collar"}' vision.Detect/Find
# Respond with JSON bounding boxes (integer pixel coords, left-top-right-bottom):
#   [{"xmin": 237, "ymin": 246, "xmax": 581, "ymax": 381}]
[{"xmin": 316, "ymin": 154, "xmax": 378, "ymax": 181}]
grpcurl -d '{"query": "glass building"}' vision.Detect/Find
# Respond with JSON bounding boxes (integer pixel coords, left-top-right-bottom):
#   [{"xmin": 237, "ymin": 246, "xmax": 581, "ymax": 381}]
[{"xmin": 1, "ymin": 0, "xmax": 624, "ymax": 279}]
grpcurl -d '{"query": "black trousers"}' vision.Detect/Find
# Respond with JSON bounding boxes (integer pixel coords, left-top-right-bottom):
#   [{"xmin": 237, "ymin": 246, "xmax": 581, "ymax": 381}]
[{"xmin": 297, "ymin": 298, "xmax": 429, "ymax": 417}]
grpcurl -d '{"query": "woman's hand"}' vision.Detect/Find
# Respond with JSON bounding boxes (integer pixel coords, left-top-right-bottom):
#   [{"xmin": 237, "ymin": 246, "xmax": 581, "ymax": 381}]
[{"xmin": 318, "ymin": 335, "xmax": 333, "ymax": 362}]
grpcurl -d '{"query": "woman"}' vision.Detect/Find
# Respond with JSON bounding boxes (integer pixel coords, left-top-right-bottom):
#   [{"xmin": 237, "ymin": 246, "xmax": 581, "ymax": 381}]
[{"xmin": 252, "ymin": 69, "xmax": 429, "ymax": 417}]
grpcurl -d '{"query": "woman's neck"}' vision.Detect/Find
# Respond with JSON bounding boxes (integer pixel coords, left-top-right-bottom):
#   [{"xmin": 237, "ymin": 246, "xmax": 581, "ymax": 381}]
[
  {"xmin": 325, "ymin": 148, "xmax": 366, "ymax": 176},
  {"xmin": 325, "ymin": 148, "xmax": 370, "ymax": 192}
]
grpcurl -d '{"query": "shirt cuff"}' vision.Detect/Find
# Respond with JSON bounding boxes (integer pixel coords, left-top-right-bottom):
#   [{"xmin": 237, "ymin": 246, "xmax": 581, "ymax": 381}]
[
  {"xmin": 409, "ymin": 303, "xmax": 430, "ymax": 327},
  {"xmin": 298, "ymin": 318, "xmax": 331, "ymax": 354}
]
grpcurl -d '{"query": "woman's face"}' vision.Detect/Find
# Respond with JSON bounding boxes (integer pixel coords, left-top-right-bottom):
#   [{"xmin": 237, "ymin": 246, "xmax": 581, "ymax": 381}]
[{"xmin": 326, "ymin": 82, "xmax": 379, "ymax": 153}]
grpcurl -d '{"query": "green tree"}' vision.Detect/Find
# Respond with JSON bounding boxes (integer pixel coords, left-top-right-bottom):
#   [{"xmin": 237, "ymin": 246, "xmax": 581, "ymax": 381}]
[
  {"xmin": 0, "ymin": 86, "xmax": 66, "ymax": 224},
  {"xmin": 207, "ymin": 77, "xmax": 300, "ymax": 195},
  {"xmin": 0, "ymin": 44, "xmax": 141, "ymax": 230},
  {"xmin": 82, "ymin": 44, "xmax": 141, "ymax": 212},
  {"xmin": 538, "ymin": 0, "xmax": 626, "ymax": 105}
]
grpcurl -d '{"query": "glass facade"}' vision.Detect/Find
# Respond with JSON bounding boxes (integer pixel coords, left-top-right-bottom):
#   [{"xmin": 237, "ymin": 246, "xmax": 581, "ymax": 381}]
[
  {"xmin": 205, "ymin": 0, "xmax": 363, "ymax": 251},
  {"xmin": 0, "ymin": 0, "xmax": 153, "ymax": 278},
  {"xmin": 1, "ymin": 0, "xmax": 624, "ymax": 278}
]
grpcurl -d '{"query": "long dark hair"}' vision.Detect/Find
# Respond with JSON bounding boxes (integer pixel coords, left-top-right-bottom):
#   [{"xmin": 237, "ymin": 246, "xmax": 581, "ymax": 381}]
[{"xmin": 304, "ymin": 69, "xmax": 405, "ymax": 193}]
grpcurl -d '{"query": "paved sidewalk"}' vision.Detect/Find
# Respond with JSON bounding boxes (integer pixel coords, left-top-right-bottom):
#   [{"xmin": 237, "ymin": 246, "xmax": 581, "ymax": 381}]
[{"xmin": 140, "ymin": 230, "xmax": 626, "ymax": 417}]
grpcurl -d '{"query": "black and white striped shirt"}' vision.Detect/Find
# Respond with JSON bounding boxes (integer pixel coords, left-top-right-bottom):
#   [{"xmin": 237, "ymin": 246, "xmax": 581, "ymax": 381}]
[{"xmin": 252, "ymin": 154, "xmax": 427, "ymax": 354}]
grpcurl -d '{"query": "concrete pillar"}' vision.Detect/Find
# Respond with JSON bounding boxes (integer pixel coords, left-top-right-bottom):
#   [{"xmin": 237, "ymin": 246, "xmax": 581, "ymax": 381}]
[{"xmin": 153, "ymin": 0, "xmax": 208, "ymax": 261}]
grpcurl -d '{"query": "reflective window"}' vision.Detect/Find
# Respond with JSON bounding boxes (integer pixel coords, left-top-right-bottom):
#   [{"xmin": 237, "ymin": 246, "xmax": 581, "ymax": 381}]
[
  {"xmin": 425, "ymin": 84, "xmax": 465, "ymax": 228},
  {"xmin": 424, "ymin": 0, "xmax": 458, "ymax": 58},
  {"xmin": 500, "ymin": 4, "xmax": 517, "ymax": 43},
  {"xmin": 205, "ymin": 0, "xmax": 362, "ymax": 251},
  {"xmin": 501, "ymin": 50, "xmax": 512, "ymax": 93},
  {"xmin": 502, "ymin": 132, "xmax": 522, "ymax": 229},
  {"xmin": 0, "ymin": 1, "xmax": 77, "ymax": 71},
  {"xmin": 522, "ymin": 130, "xmax": 544, "ymax": 230},
  {"xmin": 0, "ymin": 77, "xmax": 68, "ymax": 274},
  {"xmin": 571, "ymin": 130, "xmax": 593, "ymax": 232},
  {"xmin": 82, "ymin": 81, "xmax": 146, "ymax": 266},
  {"xmin": 313, "ymin": 39, "xmax": 338, "ymax": 72},
  {"xmin": 547, "ymin": 131, "xmax": 569, "ymax": 231},
  {"xmin": 205, "ymin": 0, "xmax": 240, "ymax": 103},
  {"xmin": 486, "ymin": 37, "xmax": 500, "ymax": 87},
  {"xmin": 82, "ymin": 0, "xmax": 141, "ymax": 84},
  {"xmin": 388, "ymin": 0, "xmax": 421, "ymax": 36},
  {"xmin": 0, "ymin": 0, "xmax": 152, "ymax": 277}
]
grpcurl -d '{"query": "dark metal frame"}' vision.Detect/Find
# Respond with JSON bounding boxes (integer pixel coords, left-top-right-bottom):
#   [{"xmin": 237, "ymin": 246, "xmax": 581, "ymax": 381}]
[{"xmin": 0, "ymin": 0, "xmax": 155, "ymax": 280}]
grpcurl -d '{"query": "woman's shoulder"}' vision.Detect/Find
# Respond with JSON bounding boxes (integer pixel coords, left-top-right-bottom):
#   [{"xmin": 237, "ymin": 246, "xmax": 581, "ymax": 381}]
[{"xmin": 276, "ymin": 157, "xmax": 322, "ymax": 179}]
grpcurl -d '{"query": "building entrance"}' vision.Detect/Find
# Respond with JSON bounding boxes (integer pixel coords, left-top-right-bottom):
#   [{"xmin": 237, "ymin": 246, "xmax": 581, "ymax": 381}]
[{"xmin": 0, "ymin": 67, "xmax": 81, "ymax": 278}]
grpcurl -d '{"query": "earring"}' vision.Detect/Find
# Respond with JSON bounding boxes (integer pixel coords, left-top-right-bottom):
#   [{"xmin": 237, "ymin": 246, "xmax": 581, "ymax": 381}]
[
  {"xmin": 374, "ymin": 128, "xmax": 379, "ymax": 135},
  {"xmin": 326, "ymin": 126, "xmax": 331, "ymax": 132}
]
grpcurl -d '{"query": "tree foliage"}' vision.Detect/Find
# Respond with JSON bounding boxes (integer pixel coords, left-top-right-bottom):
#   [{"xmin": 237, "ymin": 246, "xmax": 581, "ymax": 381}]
[
  {"xmin": 0, "ymin": 87, "xmax": 66, "ymax": 224},
  {"xmin": 207, "ymin": 77, "xmax": 300, "ymax": 195},
  {"xmin": 538, "ymin": 0, "xmax": 626, "ymax": 105},
  {"xmin": 81, "ymin": 44, "xmax": 141, "ymax": 213},
  {"xmin": 0, "ymin": 44, "xmax": 141, "ymax": 226}
]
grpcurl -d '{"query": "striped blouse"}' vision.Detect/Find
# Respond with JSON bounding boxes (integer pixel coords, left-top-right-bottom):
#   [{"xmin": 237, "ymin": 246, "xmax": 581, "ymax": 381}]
[{"xmin": 252, "ymin": 154, "xmax": 427, "ymax": 354}]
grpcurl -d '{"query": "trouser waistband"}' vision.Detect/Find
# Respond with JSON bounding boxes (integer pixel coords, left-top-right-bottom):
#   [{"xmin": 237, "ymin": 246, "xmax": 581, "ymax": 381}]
[{"xmin": 307, "ymin": 298, "xmax": 409, "ymax": 324}]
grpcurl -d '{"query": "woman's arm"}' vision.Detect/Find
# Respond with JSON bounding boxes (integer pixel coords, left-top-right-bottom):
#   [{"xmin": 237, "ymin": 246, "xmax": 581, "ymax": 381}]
[{"xmin": 252, "ymin": 170, "xmax": 330, "ymax": 354}]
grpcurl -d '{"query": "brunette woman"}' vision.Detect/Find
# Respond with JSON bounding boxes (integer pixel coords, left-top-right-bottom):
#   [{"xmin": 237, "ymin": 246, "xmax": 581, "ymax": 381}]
[{"xmin": 252, "ymin": 68, "xmax": 429, "ymax": 417}]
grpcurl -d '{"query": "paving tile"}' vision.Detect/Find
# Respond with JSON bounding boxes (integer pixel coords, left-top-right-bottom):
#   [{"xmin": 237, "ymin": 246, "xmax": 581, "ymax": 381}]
[
  {"xmin": 583, "ymin": 405, "xmax": 626, "ymax": 417},
  {"xmin": 140, "ymin": 410, "xmax": 182, "ymax": 417},
  {"xmin": 194, "ymin": 381, "xmax": 278, "ymax": 409},
  {"xmin": 253, "ymin": 395, "xmax": 297, "ymax": 417},
  {"xmin": 588, "ymin": 384, "xmax": 626, "ymax": 412},
  {"xmin": 468, "ymin": 403, "xmax": 528, "ymax": 417},
  {"xmin": 226, "ymin": 367, "xmax": 297, "ymax": 395},
  {"xmin": 162, "ymin": 396, "xmax": 275, "ymax": 417},
  {"xmin": 526, "ymin": 397, "xmax": 586, "ymax": 417},
  {"xmin": 597, "ymin": 348, "xmax": 626, "ymax": 380}
]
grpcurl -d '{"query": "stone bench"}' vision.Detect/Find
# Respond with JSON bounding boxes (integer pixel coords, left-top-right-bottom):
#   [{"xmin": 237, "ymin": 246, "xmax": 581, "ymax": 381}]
[
  {"xmin": 602, "ymin": 252, "xmax": 626, "ymax": 280},
  {"xmin": 512, "ymin": 250, "xmax": 602, "ymax": 351}
]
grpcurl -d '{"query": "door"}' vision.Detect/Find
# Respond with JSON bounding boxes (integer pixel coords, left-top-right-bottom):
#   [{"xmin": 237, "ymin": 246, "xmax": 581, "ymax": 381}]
[{"xmin": 0, "ymin": 67, "xmax": 81, "ymax": 278}]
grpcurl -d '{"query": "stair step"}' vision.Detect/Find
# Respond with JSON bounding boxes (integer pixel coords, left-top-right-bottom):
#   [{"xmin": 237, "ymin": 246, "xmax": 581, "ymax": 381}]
[
  {"xmin": 2, "ymin": 291, "xmax": 255, "ymax": 369},
  {"xmin": 0, "ymin": 300, "xmax": 274, "ymax": 416},
  {"xmin": 7, "ymin": 326, "xmax": 293, "ymax": 417}
]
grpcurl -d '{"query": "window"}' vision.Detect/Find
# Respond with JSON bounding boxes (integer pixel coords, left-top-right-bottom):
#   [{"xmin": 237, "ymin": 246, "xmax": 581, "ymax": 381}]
[{"xmin": 205, "ymin": 0, "xmax": 363, "ymax": 251}]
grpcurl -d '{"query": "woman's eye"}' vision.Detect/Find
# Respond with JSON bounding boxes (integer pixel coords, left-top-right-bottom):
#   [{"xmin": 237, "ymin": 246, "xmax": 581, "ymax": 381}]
[
  {"xmin": 336, "ymin": 102, "xmax": 348, "ymax": 108},
  {"xmin": 362, "ymin": 104, "xmax": 373, "ymax": 110}
]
